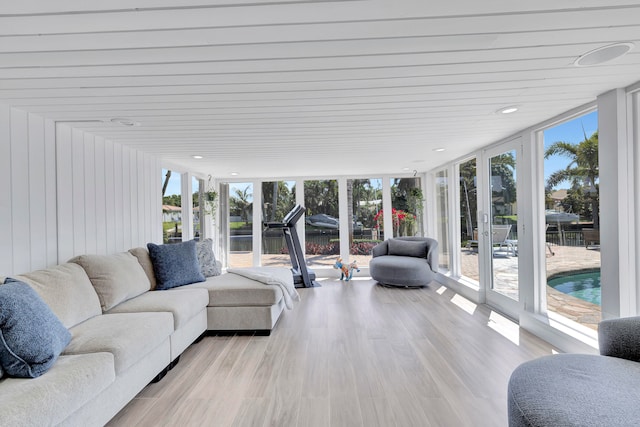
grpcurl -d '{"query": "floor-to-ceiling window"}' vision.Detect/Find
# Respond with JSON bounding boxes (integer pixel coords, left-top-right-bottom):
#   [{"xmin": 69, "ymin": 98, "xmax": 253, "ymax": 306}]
[
  {"xmin": 390, "ymin": 177, "xmax": 424, "ymax": 238},
  {"xmin": 542, "ymin": 110, "xmax": 600, "ymax": 330},
  {"xmin": 161, "ymin": 169, "xmax": 182, "ymax": 244},
  {"xmin": 488, "ymin": 147, "xmax": 519, "ymax": 301},
  {"xmin": 434, "ymin": 171, "xmax": 450, "ymax": 271},
  {"xmin": 228, "ymin": 182, "xmax": 253, "ymax": 267},
  {"xmin": 304, "ymin": 179, "xmax": 339, "ymax": 267},
  {"xmin": 458, "ymin": 158, "xmax": 479, "ymax": 283},
  {"xmin": 192, "ymin": 176, "xmax": 203, "ymax": 241},
  {"xmin": 261, "ymin": 180, "xmax": 296, "ymax": 267},
  {"xmin": 348, "ymin": 178, "xmax": 383, "ymax": 266}
]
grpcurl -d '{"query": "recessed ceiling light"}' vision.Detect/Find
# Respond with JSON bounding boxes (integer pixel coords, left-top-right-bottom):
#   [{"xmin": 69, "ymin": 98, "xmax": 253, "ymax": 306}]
[
  {"xmin": 433, "ymin": 148, "xmax": 446, "ymax": 152},
  {"xmin": 574, "ymin": 42, "xmax": 634, "ymax": 67},
  {"xmin": 192, "ymin": 155, "xmax": 203, "ymax": 159},
  {"xmin": 496, "ymin": 106, "xmax": 519, "ymax": 115},
  {"xmin": 230, "ymin": 172, "xmax": 239, "ymax": 176},
  {"xmin": 110, "ymin": 117, "xmax": 140, "ymax": 127},
  {"xmin": 402, "ymin": 167, "xmax": 410, "ymax": 171}
]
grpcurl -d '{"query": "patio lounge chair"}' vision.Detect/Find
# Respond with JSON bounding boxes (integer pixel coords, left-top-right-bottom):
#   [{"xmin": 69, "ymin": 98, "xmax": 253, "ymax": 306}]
[
  {"xmin": 465, "ymin": 225, "xmax": 516, "ymax": 256},
  {"xmin": 582, "ymin": 228, "xmax": 600, "ymax": 249},
  {"xmin": 492, "ymin": 224, "xmax": 516, "ymax": 257}
]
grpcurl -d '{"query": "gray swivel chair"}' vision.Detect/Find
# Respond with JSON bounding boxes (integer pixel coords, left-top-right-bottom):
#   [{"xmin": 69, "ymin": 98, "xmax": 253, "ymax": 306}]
[
  {"xmin": 508, "ymin": 316, "xmax": 640, "ymax": 426},
  {"xmin": 369, "ymin": 237, "xmax": 438, "ymax": 287}
]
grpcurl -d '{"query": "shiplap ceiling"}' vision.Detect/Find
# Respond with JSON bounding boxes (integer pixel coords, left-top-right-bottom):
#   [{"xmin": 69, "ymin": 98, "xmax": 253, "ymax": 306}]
[{"xmin": 2, "ymin": 0, "xmax": 640, "ymax": 179}]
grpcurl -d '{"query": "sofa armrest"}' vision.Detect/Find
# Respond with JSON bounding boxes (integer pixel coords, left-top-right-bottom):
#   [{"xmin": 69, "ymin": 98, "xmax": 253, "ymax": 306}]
[
  {"xmin": 598, "ymin": 316, "xmax": 640, "ymax": 362},
  {"xmin": 371, "ymin": 241, "xmax": 389, "ymax": 258}
]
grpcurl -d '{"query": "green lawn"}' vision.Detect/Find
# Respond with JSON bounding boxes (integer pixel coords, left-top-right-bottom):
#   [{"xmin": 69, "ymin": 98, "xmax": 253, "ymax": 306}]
[
  {"xmin": 230, "ymin": 221, "xmax": 252, "ymax": 230},
  {"xmin": 163, "ymin": 221, "xmax": 181, "ymax": 232}
]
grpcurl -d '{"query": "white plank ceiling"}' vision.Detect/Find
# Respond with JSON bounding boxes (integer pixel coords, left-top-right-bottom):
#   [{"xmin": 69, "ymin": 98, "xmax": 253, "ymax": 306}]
[{"xmin": 2, "ymin": 0, "xmax": 640, "ymax": 178}]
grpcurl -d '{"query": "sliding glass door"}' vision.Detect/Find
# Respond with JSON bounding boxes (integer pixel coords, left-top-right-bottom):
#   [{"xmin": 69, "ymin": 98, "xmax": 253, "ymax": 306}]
[{"xmin": 484, "ymin": 140, "xmax": 521, "ymax": 314}]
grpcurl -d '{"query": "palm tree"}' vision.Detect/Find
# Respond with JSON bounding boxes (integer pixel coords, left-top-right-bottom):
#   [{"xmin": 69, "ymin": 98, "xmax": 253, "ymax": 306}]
[
  {"xmin": 231, "ymin": 186, "xmax": 252, "ymax": 225},
  {"xmin": 544, "ymin": 130, "xmax": 599, "ymax": 228}
]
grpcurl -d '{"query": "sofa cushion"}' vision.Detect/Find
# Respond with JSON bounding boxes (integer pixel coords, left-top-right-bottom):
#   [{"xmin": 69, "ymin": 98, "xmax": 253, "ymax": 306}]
[
  {"xmin": 196, "ymin": 238, "xmax": 221, "ymax": 277},
  {"xmin": 185, "ymin": 272, "xmax": 283, "ymax": 307},
  {"xmin": 107, "ymin": 287, "xmax": 208, "ymax": 329},
  {"xmin": 15, "ymin": 263, "xmax": 101, "ymax": 329},
  {"xmin": 64, "ymin": 312, "xmax": 173, "ymax": 375},
  {"xmin": 70, "ymin": 252, "xmax": 151, "ymax": 312},
  {"xmin": 147, "ymin": 240, "xmax": 206, "ymax": 290},
  {"xmin": 129, "ymin": 247, "xmax": 158, "ymax": 290},
  {"xmin": 387, "ymin": 239, "xmax": 428, "ymax": 258},
  {"xmin": 0, "ymin": 353, "xmax": 115, "ymax": 427},
  {"xmin": 0, "ymin": 280, "xmax": 72, "ymax": 378}
]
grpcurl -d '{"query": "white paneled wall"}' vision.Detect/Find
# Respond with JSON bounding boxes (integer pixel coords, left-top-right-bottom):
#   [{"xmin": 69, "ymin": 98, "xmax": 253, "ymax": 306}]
[
  {"xmin": 0, "ymin": 106, "xmax": 58, "ymax": 275},
  {"xmin": 56, "ymin": 123, "xmax": 162, "ymax": 263},
  {"xmin": 0, "ymin": 105, "xmax": 162, "ymax": 276}
]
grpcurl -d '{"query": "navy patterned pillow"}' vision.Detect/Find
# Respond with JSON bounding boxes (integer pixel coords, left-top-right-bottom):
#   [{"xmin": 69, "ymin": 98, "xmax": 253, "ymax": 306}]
[
  {"xmin": 0, "ymin": 280, "xmax": 71, "ymax": 378},
  {"xmin": 195, "ymin": 238, "xmax": 221, "ymax": 277},
  {"xmin": 147, "ymin": 240, "xmax": 206, "ymax": 290}
]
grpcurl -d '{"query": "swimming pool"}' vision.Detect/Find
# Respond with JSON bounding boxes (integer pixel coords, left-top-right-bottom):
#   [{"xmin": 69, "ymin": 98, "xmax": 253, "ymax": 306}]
[{"xmin": 547, "ymin": 270, "xmax": 601, "ymax": 306}]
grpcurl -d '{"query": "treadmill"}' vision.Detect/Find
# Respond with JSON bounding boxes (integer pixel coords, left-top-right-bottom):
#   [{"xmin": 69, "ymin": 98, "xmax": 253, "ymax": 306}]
[{"xmin": 264, "ymin": 205, "xmax": 320, "ymax": 288}]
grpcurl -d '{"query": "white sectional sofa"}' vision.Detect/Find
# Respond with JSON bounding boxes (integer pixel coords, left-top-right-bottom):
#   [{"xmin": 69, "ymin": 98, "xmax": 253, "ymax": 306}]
[{"xmin": 0, "ymin": 241, "xmax": 294, "ymax": 426}]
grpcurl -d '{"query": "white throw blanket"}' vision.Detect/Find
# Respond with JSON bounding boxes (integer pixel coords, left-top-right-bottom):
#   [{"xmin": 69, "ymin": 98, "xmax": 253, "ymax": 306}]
[{"xmin": 227, "ymin": 267, "xmax": 300, "ymax": 309}]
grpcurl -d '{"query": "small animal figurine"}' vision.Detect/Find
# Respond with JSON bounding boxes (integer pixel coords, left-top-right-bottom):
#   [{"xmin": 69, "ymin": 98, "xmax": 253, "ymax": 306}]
[{"xmin": 333, "ymin": 257, "xmax": 360, "ymax": 281}]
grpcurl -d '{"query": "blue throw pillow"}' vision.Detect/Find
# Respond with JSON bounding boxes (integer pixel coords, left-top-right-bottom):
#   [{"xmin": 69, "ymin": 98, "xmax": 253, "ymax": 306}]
[
  {"xmin": 147, "ymin": 240, "xmax": 206, "ymax": 290},
  {"xmin": 0, "ymin": 280, "xmax": 72, "ymax": 378}
]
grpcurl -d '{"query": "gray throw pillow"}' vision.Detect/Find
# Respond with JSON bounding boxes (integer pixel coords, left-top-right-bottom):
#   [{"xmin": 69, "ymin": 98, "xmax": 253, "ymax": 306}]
[
  {"xmin": 195, "ymin": 238, "xmax": 221, "ymax": 277},
  {"xmin": 147, "ymin": 240, "xmax": 206, "ymax": 290},
  {"xmin": 0, "ymin": 280, "xmax": 71, "ymax": 378},
  {"xmin": 387, "ymin": 239, "xmax": 428, "ymax": 258}
]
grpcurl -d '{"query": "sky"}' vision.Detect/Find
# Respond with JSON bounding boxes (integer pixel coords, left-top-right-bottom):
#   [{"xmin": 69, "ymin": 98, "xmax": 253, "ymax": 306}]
[
  {"xmin": 543, "ymin": 110, "xmax": 598, "ymax": 183},
  {"xmin": 162, "ymin": 171, "xmax": 199, "ymax": 197}
]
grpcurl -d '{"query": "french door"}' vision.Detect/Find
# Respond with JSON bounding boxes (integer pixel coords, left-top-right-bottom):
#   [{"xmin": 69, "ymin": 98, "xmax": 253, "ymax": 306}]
[{"xmin": 482, "ymin": 139, "xmax": 522, "ymax": 317}]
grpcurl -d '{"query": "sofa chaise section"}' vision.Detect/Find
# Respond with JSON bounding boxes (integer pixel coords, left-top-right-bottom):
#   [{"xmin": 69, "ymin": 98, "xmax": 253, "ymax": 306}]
[
  {"xmin": 130, "ymin": 245, "xmax": 288, "ymax": 335},
  {"xmin": 187, "ymin": 273, "xmax": 285, "ymax": 334}
]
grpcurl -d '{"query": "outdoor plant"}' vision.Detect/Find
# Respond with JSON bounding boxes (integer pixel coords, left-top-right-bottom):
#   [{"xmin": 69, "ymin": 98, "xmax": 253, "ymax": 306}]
[{"xmin": 373, "ymin": 208, "xmax": 417, "ymax": 236}]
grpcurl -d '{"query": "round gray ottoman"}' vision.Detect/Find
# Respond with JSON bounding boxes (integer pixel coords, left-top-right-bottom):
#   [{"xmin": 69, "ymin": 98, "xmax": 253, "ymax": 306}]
[{"xmin": 508, "ymin": 353, "xmax": 640, "ymax": 426}]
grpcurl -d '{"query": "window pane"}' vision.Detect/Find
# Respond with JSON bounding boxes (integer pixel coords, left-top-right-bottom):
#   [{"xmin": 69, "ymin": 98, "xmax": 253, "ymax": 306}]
[
  {"xmin": 192, "ymin": 176, "xmax": 202, "ymax": 241},
  {"xmin": 228, "ymin": 182, "xmax": 253, "ymax": 267},
  {"xmin": 490, "ymin": 150, "xmax": 518, "ymax": 300},
  {"xmin": 459, "ymin": 159, "xmax": 479, "ymax": 282},
  {"xmin": 390, "ymin": 177, "xmax": 424, "ymax": 238},
  {"xmin": 543, "ymin": 111, "xmax": 600, "ymax": 330},
  {"xmin": 261, "ymin": 181, "xmax": 296, "ymax": 267},
  {"xmin": 304, "ymin": 180, "xmax": 339, "ymax": 267},
  {"xmin": 348, "ymin": 178, "xmax": 383, "ymax": 266},
  {"xmin": 434, "ymin": 171, "xmax": 449, "ymax": 270},
  {"xmin": 162, "ymin": 169, "xmax": 182, "ymax": 244}
]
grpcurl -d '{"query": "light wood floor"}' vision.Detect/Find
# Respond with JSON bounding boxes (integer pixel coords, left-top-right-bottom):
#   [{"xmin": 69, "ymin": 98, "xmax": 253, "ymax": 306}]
[{"xmin": 107, "ymin": 278, "xmax": 556, "ymax": 427}]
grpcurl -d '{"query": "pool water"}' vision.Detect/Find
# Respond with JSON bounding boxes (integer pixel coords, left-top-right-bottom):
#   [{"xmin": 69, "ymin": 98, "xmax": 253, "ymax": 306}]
[{"xmin": 548, "ymin": 270, "xmax": 601, "ymax": 306}]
